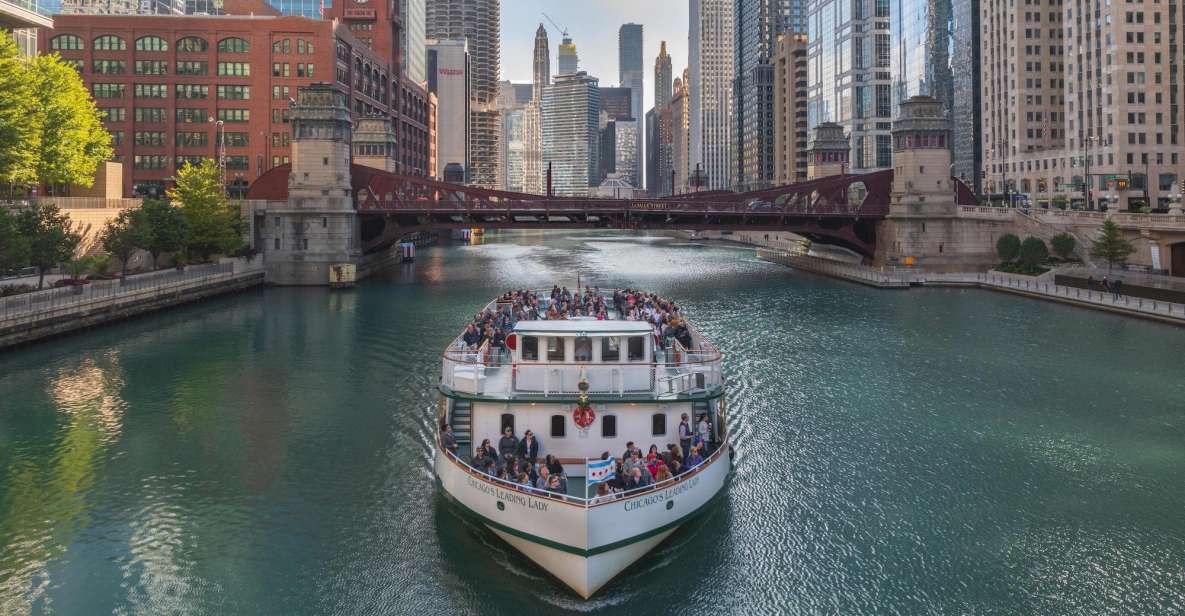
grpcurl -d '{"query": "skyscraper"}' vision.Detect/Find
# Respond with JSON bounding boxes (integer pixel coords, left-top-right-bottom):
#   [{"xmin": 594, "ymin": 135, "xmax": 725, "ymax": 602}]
[
  {"xmin": 401, "ymin": 0, "xmax": 426, "ymax": 84},
  {"xmin": 532, "ymin": 23, "xmax": 550, "ymax": 100},
  {"xmin": 671, "ymin": 74, "xmax": 691, "ymax": 192},
  {"xmin": 558, "ymin": 36, "xmax": 578, "ymax": 75},
  {"xmin": 543, "ymin": 72, "xmax": 601, "ymax": 196},
  {"xmin": 653, "ymin": 41, "xmax": 674, "ymax": 196},
  {"xmin": 773, "ymin": 32, "xmax": 809, "ymax": 183},
  {"xmin": 599, "ymin": 87, "xmax": 634, "ymax": 121},
  {"xmin": 426, "ymin": 0, "xmax": 501, "ymax": 189},
  {"xmin": 619, "ymin": 23, "xmax": 644, "ymax": 188},
  {"xmin": 499, "ymin": 81, "xmax": 527, "ymax": 192},
  {"xmin": 734, "ymin": 0, "xmax": 797, "ymax": 190},
  {"xmin": 892, "ymin": 0, "xmax": 953, "ymax": 127},
  {"xmin": 690, "ymin": 0, "xmax": 735, "ymax": 190},
  {"xmin": 655, "ymin": 40, "xmax": 673, "ymax": 110},
  {"xmin": 523, "ymin": 23, "xmax": 549, "ymax": 194},
  {"xmin": 951, "ymin": 0, "xmax": 980, "ymax": 192},
  {"xmin": 427, "ymin": 38, "xmax": 471, "ymax": 181}
]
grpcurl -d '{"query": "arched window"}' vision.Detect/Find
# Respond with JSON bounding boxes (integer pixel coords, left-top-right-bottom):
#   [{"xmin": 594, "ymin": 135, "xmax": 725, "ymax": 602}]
[
  {"xmin": 176, "ymin": 36, "xmax": 208, "ymax": 52},
  {"xmin": 50, "ymin": 34, "xmax": 83, "ymax": 51},
  {"xmin": 217, "ymin": 37, "xmax": 250, "ymax": 53},
  {"xmin": 93, "ymin": 35, "xmax": 126, "ymax": 51},
  {"xmin": 135, "ymin": 35, "xmax": 168, "ymax": 51}
]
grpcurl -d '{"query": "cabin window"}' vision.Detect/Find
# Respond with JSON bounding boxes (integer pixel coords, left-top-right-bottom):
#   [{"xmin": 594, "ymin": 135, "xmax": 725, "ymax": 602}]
[
  {"xmin": 601, "ymin": 337, "xmax": 620, "ymax": 361},
  {"xmin": 500, "ymin": 413, "xmax": 515, "ymax": 435},
  {"xmin": 652, "ymin": 413, "xmax": 667, "ymax": 436},
  {"xmin": 550, "ymin": 414, "xmax": 566, "ymax": 438},
  {"xmin": 627, "ymin": 336, "xmax": 646, "ymax": 361},
  {"xmin": 547, "ymin": 337, "xmax": 565, "ymax": 361},
  {"xmin": 574, "ymin": 336, "xmax": 592, "ymax": 362},
  {"xmin": 522, "ymin": 336, "xmax": 539, "ymax": 361},
  {"xmin": 601, "ymin": 414, "xmax": 617, "ymax": 438}
]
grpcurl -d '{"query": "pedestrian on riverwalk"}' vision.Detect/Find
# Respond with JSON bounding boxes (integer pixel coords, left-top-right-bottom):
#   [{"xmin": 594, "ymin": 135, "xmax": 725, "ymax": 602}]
[
  {"xmin": 1087, "ymin": 275, "xmax": 1096, "ymax": 291},
  {"xmin": 1113, "ymin": 279, "xmax": 1123, "ymax": 300}
]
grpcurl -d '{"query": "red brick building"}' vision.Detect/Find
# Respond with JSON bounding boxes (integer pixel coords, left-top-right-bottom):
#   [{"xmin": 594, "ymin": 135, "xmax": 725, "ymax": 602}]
[{"xmin": 40, "ymin": 11, "xmax": 433, "ymax": 197}]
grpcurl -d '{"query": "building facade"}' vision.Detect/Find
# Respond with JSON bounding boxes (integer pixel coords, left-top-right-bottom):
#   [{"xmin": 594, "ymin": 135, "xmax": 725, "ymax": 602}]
[
  {"xmin": 670, "ymin": 75, "xmax": 690, "ymax": 192},
  {"xmin": 401, "ymin": 0, "xmax": 425, "ymax": 83},
  {"xmin": 652, "ymin": 40, "xmax": 673, "ymax": 196},
  {"xmin": 950, "ymin": 0, "xmax": 980, "ymax": 191},
  {"xmin": 619, "ymin": 23, "xmax": 643, "ymax": 189},
  {"xmin": 733, "ymin": 0, "xmax": 798, "ymax": 191},
  {"xmin": 773, "ymin": 31, "xmax": 809, "ymax": 183},
  {"xmin": 426, "ymin": 0, "xmax": 500, "ymax": 189},
  {"xmin": 599, "ymin": 86, "xmax": 633, "ymax": 122},
  {"xmin": 557, "ymin": 35, "xmax": 577, "ymax": 75},
  {"xmin": 426, "ymin": 37, "xmax": 469, "ymax": 181},
  {"xmin": 689, "ymin": 0, "xmax": 734, "ymax": 190},
  {"xmin": 42, "ymin": 13, "xmax": 429, "ymax": 197},
  {"xmin": 521, "ymin": 23, "xmax": 548, "ymax": 194},
  {"xmin": 806, "ymin": 0, "xmax": 893, "ymax": 170},
  {"xmin": 542, "ymin": 71, "xmax": 599, "ymax": 196}
]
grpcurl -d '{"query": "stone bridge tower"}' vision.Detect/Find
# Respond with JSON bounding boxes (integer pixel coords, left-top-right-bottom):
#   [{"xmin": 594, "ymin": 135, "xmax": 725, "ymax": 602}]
[
  {"xmin": 264, "ymin": 83, "xmax": 360, "ymax": 285},
  {"xmin": 806, "ymin": 122, "xmax": 850, "ymax": 180}
]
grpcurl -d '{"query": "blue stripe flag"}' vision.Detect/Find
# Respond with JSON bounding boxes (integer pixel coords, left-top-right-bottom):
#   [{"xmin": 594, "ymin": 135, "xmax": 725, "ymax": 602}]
[{"xmin": 586, "ymin": 458, "xmax": 616, "ymax": 487}]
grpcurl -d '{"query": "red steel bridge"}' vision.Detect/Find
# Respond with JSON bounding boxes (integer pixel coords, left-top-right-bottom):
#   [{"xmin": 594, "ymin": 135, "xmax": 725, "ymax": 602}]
[{"xmin": 247, "ymin": 164, "xmax": 977, "ymax": 257}]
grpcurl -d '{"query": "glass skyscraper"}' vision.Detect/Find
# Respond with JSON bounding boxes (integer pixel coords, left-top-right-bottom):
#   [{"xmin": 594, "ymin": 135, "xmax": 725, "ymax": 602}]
[
  {"xmin": 891, "ymin": 0, "xmax": 953, "ymax": 109},
  {"xmin": 619, "ymin": 23, "xmax": 644, "ymax": 188},
  {"xmin": 733, "ymin": 0, "xmax": 801, "ymax": 190},
  {"xmin": 543, "ymin": 72, "xmax": 601, "ymax": 196}
]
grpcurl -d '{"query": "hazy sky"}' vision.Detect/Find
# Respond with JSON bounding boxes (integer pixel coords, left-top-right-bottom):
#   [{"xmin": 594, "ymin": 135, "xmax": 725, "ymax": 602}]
[{"xmin": 500, "ymin": 1, "xmax": 689, "ymax": 112}]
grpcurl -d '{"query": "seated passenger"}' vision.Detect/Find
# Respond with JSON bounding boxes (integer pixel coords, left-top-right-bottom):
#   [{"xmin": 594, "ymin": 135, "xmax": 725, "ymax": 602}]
[
  {"xmin": 686, "ymin": 445, "xmax": 704, "ymax": 468},
  {"xmin": 655, "ymin": 463, "xmax": 672, "ymax": 482}
]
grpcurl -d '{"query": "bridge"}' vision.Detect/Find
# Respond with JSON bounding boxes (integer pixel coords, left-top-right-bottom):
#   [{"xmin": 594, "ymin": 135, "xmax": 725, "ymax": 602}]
[{"xmin": 247, "ymin": 163, "xmax": 976, "ymax": 257}]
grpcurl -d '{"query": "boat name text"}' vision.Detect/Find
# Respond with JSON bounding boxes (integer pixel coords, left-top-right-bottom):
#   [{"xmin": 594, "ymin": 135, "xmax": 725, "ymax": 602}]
[
  {"xmin": 467, "ymin": 476, "xmax": 550, "ymax": 511},
  {"xmin": 623, "ymin": 476, "xmax": 701, "ymax": 512}
]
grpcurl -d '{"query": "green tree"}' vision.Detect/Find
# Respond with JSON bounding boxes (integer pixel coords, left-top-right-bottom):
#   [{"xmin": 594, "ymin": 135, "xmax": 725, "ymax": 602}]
[
  {"xmin": 1090, "ymin": 219, "xmax": 1135, "ymax": 271},
  {"xmin": 0, "ymin": 206, "xmax": 31, "ymax": 274},
  {"xmin": 138, "ymin": 199, "xmax": 188, "ymax": 269},
  {"xmin": 28, "ymin": 53, "xmax": 112, "ymax": 188},
  {"xmin": 0, "ymin": 35, "xmax": 37, "ymax": 189},
  {"xmin": 1019, "ymin": 236, "xmax": 1049, "ymax": 269},
  {"xmin": 15, "ymin": 202, "xmax": 82, "ymax": 289},
  {"xmin": 168, "ymin": 160, "xmax": 242, "ymax": 261},
  {"xmin": 1050, "ymin": 233, "xmax": 1076, "ymax": 260},
  {"xmin": 100, "ymin": 208, "xmax": 147, "ymax": 276},
  {"xmin": 996, "ymin": 234, "xmax": 1021, "ymax": 262}
]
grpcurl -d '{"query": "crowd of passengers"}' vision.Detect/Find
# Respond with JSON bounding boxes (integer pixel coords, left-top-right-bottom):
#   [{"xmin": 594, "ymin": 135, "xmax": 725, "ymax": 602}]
[
  {"xmin": 459, "ymin": 286, "xmax": 695, "ymax": 353},
  {"xmin": 440, "ymin": 413, "xmax": 713, "ymax": 499}
]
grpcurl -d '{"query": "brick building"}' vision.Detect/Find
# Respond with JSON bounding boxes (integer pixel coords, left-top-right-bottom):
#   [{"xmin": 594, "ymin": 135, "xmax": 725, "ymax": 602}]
[{"xmin": 40, "ymin": 11, "xmax": 432, "ymax": 197}]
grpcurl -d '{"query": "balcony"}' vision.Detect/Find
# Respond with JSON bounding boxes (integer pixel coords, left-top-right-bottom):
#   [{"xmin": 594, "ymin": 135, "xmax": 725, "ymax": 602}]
[{"xmin": 0, "ymin": 0, "xmax": 52, "ymax": 29}]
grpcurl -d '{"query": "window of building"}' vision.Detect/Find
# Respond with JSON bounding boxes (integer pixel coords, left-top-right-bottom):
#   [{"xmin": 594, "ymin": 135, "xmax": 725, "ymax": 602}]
[
  {"xmin": 51, "ymin": 34, "xmax": 83, "ymax": 51},
  {"xmin": 272, "ymin": 62, "xmax": 289, "ymax": 77},
  {"xmin": 550, "ymin": 415, "xmax": 566, "ymax": 438},
  {"xmin": 134, "ymin": 107, "xmax": 165, "ymax": 123},
  {"xmin": 176, "ymin": 131, "xmax": 208, "ymax": 147},
  {"xmin": 176, "ymin": 61, "xmax": 208, "ymax": 76},
  {"xmin": 272, "ymin": 38, "xmax": 290, "ymax": 54},
  {"xmin": 133, "ymin": 155, "xmax": 166, "ymax": 169},
  {"xmin": 133, "ymin": 131, "xmax": 165, "ymax": 146},
  {"xmin": 135, "ymin": 60, "xmax": 168, "ymax": 75},
  {"xmin": 602, "ymin": 415, "xmax": 617, "ymax": 438},
  {"xmin": 272, "ymin": 85, "xmax": 290, "ymax": 100},
  {"xmin": 175, "ymin": 84, "xmax": 208, "ymax": 99},
  {"xmin": 176, "ymin": 36, "xmax": 208, "ymax": 53},
  {"xmin": 271, "ymin": 132, "xmax": 289, "ymax": 147},
  {"xmin": 92, "ymin": 59, "xmax": 125, "ymax": 75},
  {"xmin": 224, "ymin": 132, "xmax": 249, "ymax": 147},
  {"xmin": 652, "ymin": 413, "xmax": 667, "ymax": 436},
  {"xmin": 175, "ymin": 108, "xmax": 207, "ymax": 123},
  {"xmin": 91, "ymin": 83, "xmax": 124, "ymax": 99},
  {"xmin": 98, "ymin": 107, "xmax": 125, "ymax": 122},
  {"xmin": 217, "ymin": 37, "xmax": 250, "ymax": 53},
  {"xmin": 176, "ymin": 155, "xmax": 206, "ymax": 169},
  {"xmin": 217, "ymin": 109, "xmax": 250, "ymax": 122},
  {"xmin": 92, "ymin": 35, "xmax": 126, "ymax": 51},
  {"xmin": 225, "ymin": 155, "xmax": 249, "ymax": 170},
  {"xmin": 547, "ymin": 337, "xmax": 565, "ymax": 361},
  {"xmin": 135, "ymin": 36, "xmax": 168, "ymax": 52},
  {"xmin": 217, "ymin": 62, "xmax": 250, "ymax": 77},
  {"xmin": 270, "ymin": 155, "xmax": 290, "ymax": 167},
  {"xmin": 217, "ymin": 85, "xmax": 250, "ymax": 100},
  {"xmin": 109, "ymin": 131, "xmax": 123, "ymax": 147}
]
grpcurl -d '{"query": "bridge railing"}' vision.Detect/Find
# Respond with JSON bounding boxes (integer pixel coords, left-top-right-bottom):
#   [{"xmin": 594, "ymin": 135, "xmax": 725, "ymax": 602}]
[{"xmin": 364, "ymin": 197, "xmax": 883, "ymax": 217}]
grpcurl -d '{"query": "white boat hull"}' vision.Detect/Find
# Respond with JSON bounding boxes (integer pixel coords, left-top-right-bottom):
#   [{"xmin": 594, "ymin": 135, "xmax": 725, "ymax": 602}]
[{"xmin": 434, "ymin": 443, "xmax": 731, "ymax": 598}]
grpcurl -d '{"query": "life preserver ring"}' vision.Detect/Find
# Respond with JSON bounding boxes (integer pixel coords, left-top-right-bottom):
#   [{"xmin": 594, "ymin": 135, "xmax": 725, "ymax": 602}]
[{"xmin": 573, "ymin": 405, "xmax": 596, "ymax": 428}]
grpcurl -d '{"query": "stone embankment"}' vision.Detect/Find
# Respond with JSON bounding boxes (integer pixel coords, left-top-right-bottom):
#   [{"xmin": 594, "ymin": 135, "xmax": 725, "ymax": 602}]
[
  {"xmin": 1, "ymin": 258, "xmax": 265, "ymax": 350},
  {"xmin": 757, "ymin": 249, "xmax": 1185, "ymax": 326}
]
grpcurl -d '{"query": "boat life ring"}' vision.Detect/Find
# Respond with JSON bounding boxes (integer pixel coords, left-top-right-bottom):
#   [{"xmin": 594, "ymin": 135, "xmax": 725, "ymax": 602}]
[{"xmin": 573, "ymin": 405, "xmax": 596, "ymax": 428}]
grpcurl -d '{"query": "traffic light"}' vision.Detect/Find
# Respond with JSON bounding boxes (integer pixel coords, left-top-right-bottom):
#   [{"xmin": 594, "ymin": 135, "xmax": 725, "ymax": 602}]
[{"xmin": 1117, "ymin": 178, "xmax": 1129, "ymax": 190}]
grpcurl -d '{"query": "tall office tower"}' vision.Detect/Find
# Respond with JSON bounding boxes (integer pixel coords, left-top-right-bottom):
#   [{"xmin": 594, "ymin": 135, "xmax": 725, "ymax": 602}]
[
  {"xmin": 558, "ymin": 35, "xmax": 578, "ymax": 75},
  {"xmin": 773, "ymin": 32, "xmax": 809, "ymax": 183},
  {"xmin": 950, "ymin": 0, "xmax": 980, "ymax": 191},
  {"xmin": 427, "ymin": 0, "xmax": 501, "ymax": 189},
  {"xmin": 653, "ymin": 41, "xmax": 674, "ymax": 196},
  {"xmin": 543, "ymin": 71, "xmax": 601, "ymax": 196},
  {"xmin": 892, "ymin": 0, "xmax": 953, "ymax": 118},
  {"xmin": 619, "ymin": 23, "xmax": 644, "ymax": 188},
  {"xmin": 402, "ymin": 0, "xmax": 426, "ymax": 83},
  {"xmin": 671, "ymin": 76, "xmax": 691, "ymax": 192},
  {"xmin": 522, "ymin": 23, "xmax": 549, "ymax": 194},
  {"xmin": 981, "ymin": 0, "xmax": 1184, "ymax": 211},
  {"xmin": 806, "ymin": 0, "xmax": 893, "ymax": 170},
  {"xmin": 734, "ymin": 0, "xmax": 798, "ymax": 190},
  {"xmin": 497, "ymin": 81, "xmax": 531, "ymax": 191},
  {"xmin": 427, "ymin": 38, "xmax": 471, "ymax": 181},
  {"xmin": 690, "ymin": 0, "xmax": 735, "ymax": 189},
  {"xmin": 597, "ymin": 118, "xmax": 639, "ymax": 184},
  {"xmin": 600, "ymin": 87, "xmax": 634, "ymax": 121}
]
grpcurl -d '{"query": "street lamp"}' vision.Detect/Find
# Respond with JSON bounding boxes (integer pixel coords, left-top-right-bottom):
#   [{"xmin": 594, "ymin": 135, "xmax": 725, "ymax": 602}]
[
  {"xmin": 1083, "ymin": 135, "xmax": 1095, "ymax": 211},
  {"xmin": 208, "ymin": 117, "xmax": 226, "ymax": 191}
]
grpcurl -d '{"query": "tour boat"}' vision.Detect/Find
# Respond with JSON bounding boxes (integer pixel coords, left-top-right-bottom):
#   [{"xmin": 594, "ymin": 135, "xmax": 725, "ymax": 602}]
[{"xmin": 434, "ymin": 290, "xmax": 732, "ymax": 598}]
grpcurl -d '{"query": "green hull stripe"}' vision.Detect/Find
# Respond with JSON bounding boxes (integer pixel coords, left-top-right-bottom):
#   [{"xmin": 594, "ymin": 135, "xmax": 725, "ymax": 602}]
[{"xmin": 437, "ymin": 475, "xmax": 729, "ymax": 557}]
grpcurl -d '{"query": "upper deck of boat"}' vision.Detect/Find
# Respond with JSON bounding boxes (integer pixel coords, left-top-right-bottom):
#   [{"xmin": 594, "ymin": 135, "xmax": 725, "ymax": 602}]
[{"xmin": 440, "ymin": 290, "xmax": 724, "ymax": 401}]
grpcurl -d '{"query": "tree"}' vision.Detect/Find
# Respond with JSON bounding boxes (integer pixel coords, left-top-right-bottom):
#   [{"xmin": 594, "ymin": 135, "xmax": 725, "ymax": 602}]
[
  {"xmin": 138, "ymin": 199, "xmax": 188, "ymax": 269},
  {"xmin": 168, "ymin": 160, "xmax": 242, "ymax": 261},
  {"xmin": 0, "ymin": 35, "xmax": 37, "ymax": 189},
  {"xmin": 28, "ymin": 53, "xmax": 112, "ymax": 189},
  {"xmin": 15, "ymin": 202, "xmax": 81, "ymax": 289},
  {"xmin": 1090, "ymin": 219, "xmax": 1135, "ymax": 271},
  {"xmin": 996, "ymin": 234, "xmax": 1021, "ymax": 263},
  {"xmin": 101, "ymin": 208, "xmax": 147, "ymax": 276},
  {"xmin": 1050, "ymin": 233, "xmax": 1076, "ymax": 260},
  {"xmin": 1019, "ymin": 237, "xmax": 1049, "ymax": 269},
  {"xmin": 0, "ymin": 206, "xmax": 30, "ymax": 275}
]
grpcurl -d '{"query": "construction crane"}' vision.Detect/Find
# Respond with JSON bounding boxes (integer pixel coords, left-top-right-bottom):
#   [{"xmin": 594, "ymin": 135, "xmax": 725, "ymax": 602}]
[{"xmin": 541, "ymin": 12, "xmax": 568, "ymax": 38}]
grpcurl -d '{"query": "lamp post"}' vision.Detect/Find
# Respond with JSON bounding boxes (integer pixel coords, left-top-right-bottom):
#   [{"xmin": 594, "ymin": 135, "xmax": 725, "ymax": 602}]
[
  {"xmin": 1083, "ymin": 135, "xmax": 1094, "ymax": 211},
  {"xmin": 208, "ymin": 117, "xmax": 226, "ymax": 192}
]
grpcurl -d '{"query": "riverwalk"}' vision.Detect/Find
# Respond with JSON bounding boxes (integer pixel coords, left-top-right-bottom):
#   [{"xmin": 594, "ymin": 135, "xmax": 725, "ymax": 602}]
[
  {"xmin": 0, "ymin": 258, "xmax": 265, "ymax": 349},
  {"xmin": 757, "ymin": 249, "xmax": 1185, "ymax": 326}
]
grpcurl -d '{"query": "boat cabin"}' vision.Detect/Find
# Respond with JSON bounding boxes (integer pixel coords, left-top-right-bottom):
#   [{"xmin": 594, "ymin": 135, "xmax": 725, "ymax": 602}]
[{"xmin": 511, "ymin": 319, "xmax": 655, "ymax": 394}]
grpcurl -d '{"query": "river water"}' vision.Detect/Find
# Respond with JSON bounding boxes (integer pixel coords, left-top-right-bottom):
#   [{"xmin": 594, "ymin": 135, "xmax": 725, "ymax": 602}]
[{"xmin": 2, "ymin": 231, "xmax": 1184, "ymax": 615}]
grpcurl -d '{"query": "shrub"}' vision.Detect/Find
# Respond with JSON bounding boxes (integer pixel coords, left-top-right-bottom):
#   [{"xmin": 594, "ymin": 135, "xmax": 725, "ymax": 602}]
[
  {"xmin": 0, "ymin": 283, "xmax": 35, "ymax": 297},
  {"xmin": 996, "ymin": 234, "xmax": 1021, "ymax": 262},
  {"xmin": 1019, "ymin": 236, "xmax": 1049, "ymax": 269},
  {"xmin": 1050, "ymin": 233, "xmax": 1076, "ymax": 260}
]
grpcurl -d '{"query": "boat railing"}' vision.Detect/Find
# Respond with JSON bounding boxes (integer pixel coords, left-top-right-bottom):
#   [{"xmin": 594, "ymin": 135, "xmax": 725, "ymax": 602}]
[{"xmin": 439, "ymin": 430, "xmax": 730, "ymax": 510}]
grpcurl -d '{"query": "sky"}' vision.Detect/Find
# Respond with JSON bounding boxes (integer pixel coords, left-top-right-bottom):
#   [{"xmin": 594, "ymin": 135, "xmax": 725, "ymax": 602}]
[{"xmin": 500, "ymin": 1, "xmax": 689, "ymax": 113}]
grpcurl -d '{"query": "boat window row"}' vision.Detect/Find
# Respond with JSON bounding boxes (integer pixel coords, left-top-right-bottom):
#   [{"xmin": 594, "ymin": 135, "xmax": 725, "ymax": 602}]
[
  {"xmin": 520, "ymin": 335, "xmax": 646, "ymax": 363},
  {"xmin": 505, "ymin": 412, "xmax": 669, "ymax": 439}
]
